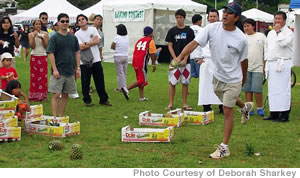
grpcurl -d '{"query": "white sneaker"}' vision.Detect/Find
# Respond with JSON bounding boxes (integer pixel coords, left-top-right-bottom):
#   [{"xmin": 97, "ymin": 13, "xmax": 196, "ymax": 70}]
[
  {"xmin": 139, "ymin": 97, "xmax": 148, "ymax": 101},
  {"xmin": 121, "ymin": 87, "xmax": 129, "ymax": 100},
  {"xmin": 69, "ymin": 93, "xmax": 80, "ymax": 99},
  {"xmin": 241, "ymin": 102, "xmax": 254, "ymax": 124},
  {"xmin": 209, "ymin": 144, "xmax": 230, "ymax": 159}
]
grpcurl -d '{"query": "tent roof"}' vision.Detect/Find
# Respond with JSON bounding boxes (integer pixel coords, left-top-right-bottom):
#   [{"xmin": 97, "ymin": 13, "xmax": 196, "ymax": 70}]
[
  {"xmin": 83, "ymin": 1, "xmax": 103, "ymax": 16},
  {"xmin": 102, "ymin": 0, "xmax": 207, "ymax": 13},
  {"xmin": 11, "ymin": 0, "xmax": 82, "ymax": 23},
  {"xmin": 242, "ymin": 8, "xmax": 274, "ymax": 23}
]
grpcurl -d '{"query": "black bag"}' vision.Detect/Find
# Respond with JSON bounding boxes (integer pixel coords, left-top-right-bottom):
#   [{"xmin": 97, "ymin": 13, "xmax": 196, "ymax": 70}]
[{"xmin": 80, "ymin": 48, "xmax": 94, "ymax": 68}]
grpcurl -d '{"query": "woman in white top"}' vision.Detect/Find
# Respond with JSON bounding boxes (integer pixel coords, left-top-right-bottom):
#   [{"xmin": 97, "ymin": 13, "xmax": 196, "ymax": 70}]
[
  {"xmin": 28, "ymin": 19, "xmax": 49, "ymax": 101},
  {"xmin": 111, "ymin": 24, "xmax": 129, "ymax": 92}
]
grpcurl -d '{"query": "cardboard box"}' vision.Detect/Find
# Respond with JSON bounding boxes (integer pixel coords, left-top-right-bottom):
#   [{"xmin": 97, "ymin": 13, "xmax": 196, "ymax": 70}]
[
  {"xmin": 26, "ymin": 105, "xmax": 43, "ymax": 119},
  {"xmin": 121, "ymin": 125, "xmax": 174, "ymax": 142},
  {"xmin": 0, "ymin": 90, "xmax": 18, "ymax": 111},
  {"xmin": 0, "ymin": 110, "xmax": 15, "ymax": 120},
  {"xmin": 182, "ymin": 111, "xmax": 214, "ymax": 125},
  {"xmin": 139, "ymin": 111, "xmax": 183, "ymax": 127},
  {"xmin": 168, "ymin": 109, "xmax": 214, "ymax": 125},
  {"xmin": 24, "ymin": 115, "xmax": 69, "ymax": 124},
  {"xmin": 25, "ymin": 120, "xmax": 80, "ymax": 137},
  {"xmin": 0, "ymin": 116, "xmax": 18, "ymax": 127},
  {"xmin": 20, "ymin": 115, "xmax": 70, "ymax": 130},
  {"xmin": 0, "ymin": 127, "xmax": 21, "ymax": 141}
]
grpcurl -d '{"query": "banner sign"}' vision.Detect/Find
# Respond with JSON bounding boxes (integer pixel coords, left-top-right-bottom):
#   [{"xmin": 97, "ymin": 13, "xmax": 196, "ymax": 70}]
[{"xmin": 114, "ymin": 10, "xmax": 145, "ymax": 22}]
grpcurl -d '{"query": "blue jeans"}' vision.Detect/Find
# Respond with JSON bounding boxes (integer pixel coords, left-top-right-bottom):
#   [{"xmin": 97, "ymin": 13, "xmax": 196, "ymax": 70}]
[
  {"xmin": 190, "ymin": 59, "xmax": 200, "ymax": 78},
  {"xmin": 242, "ymin": 71, "xmax": 264, "ymax": 93}
]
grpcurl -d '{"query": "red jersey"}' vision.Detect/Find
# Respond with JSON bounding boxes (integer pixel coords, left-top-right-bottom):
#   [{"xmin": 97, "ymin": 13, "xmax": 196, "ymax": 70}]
[
  {"xmin": 0, "ymin": 67, "xmax": 18, "ymax": 90},
  {"xmin": 132, "ymin": 37, "xmax": 153, "ymax": 69}
]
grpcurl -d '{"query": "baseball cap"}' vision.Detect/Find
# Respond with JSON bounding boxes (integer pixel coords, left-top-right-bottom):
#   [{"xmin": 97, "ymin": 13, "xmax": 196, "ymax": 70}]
[
  {"xmin": 1, "ymin": 52, "xmax": 13, "ymax": 61},
  {"xmin": 223, "ymin": 2, "xmax": 242, "ymax": 16},
  {"xmin": 144, "ymin": 26, "xmax": 153, "ymax": 36}
]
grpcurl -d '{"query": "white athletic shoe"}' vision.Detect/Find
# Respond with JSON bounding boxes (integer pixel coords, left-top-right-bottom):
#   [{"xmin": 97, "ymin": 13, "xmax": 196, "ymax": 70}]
[
  {"xmin": 69, "ymin": 93, "xmax": 80, "ymax": 99},
  {"xmin": 209, "ymin": 144, "xmax": 230, "ymax": 159},
  {"xmin": 139, "ymin": 97, "xmax": 149, "ymax": 101},
  {"xmin": 121, "ymin": 87, "xmax": 129, "ymax": 100},
  {"xmin": 241, "ymin": 102, "xmax": 254, "ymax": 124}
]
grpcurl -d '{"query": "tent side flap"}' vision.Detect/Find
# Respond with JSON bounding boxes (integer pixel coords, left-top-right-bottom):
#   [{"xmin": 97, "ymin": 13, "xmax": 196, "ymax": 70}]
[{"xmin": 102, "ymin": 0, "xmax": 207, "ymax": 62}]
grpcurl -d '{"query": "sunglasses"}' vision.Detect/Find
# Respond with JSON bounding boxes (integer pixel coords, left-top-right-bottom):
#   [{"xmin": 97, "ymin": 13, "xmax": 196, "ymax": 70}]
[
  {"xmin": 42, "ymin": 17, "xmax": 48, "ymax": 20},
  {"xmin": 223, "ymin": 9, "xmax": 235, "ymax": 15},
  {"xmin": 60, "ymin": 20, "xmax": 69, "ymax": 24}
]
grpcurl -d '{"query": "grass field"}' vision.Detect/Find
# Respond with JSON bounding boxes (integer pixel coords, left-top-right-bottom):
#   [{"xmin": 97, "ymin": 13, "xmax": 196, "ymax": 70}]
[{"xmin": 0, "ymin": 55, "xmax": 299, "ymax": 168}]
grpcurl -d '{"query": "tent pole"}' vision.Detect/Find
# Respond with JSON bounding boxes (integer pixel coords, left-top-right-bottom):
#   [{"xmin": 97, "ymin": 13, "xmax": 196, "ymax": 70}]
[{"xmin": 215, "ymin": 0, "xmax": 217, "ymax": 9}]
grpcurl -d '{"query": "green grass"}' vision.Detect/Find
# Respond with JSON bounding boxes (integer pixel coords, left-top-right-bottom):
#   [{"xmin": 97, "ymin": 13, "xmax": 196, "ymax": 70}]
[{"xmin": 0, "ymin": 55, "xmax": 299, "ymax": 168}]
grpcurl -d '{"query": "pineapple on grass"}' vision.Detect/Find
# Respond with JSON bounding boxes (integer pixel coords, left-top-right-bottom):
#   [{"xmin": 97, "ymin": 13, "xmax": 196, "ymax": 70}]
[
  {"xmin": 70, "ymin": 144, "xmax": 83, "ymax": 160},
  {"xmin": 48, "ymin": 140, "xmax": 64, "ymax": 151}
]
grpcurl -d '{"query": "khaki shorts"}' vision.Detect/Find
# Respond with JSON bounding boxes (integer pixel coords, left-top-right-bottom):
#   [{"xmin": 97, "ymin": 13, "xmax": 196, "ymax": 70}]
[
  {"xmin": 48, "ymin": 75, "xmax": 77, "ymax": 94},
  {"xmin": 212, "ymin": 77, "xmax": 242, "ymax": 108}
]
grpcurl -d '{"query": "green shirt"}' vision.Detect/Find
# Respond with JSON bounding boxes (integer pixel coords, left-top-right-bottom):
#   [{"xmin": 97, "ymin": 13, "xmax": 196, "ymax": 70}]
[{"xmin": 47, "ymin": 32, "xmax": 79, "ymax": 76}]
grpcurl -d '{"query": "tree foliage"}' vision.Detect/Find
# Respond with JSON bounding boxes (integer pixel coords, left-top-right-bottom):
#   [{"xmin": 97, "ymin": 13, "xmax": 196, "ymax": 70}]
[
  {"xmin": 15, "ymin": 0, "xmax": 291, "ymax": 14},
  {"xmin": 15, "ymin": 0, "xmax": 100, "ymax": 10}
]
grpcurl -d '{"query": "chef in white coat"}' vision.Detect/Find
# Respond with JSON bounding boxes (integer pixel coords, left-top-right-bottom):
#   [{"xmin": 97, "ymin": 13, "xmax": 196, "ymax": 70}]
[
  {"xmin": 263, "ymin": 11, "xmax": 293, "ymax": 122},
  {"xmin": 197, "ymin": 9, "xmax": 223, "ymax": 113}
]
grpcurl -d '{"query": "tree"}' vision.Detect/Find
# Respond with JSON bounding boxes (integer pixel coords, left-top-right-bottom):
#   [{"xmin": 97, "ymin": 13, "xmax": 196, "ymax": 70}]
[
  {"xmin": 16, "ymin": 0, "xmax": 41, "ymax": 9},
  {"xmin": 15, "ymin": 0, "xmax": 100, "ymax": 10}
]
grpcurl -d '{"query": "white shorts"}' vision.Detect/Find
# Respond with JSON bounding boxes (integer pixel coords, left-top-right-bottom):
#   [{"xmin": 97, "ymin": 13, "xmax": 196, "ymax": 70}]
[{"xmin": 168, "ymin": 64, "xmax": 191, "ymax": 86}]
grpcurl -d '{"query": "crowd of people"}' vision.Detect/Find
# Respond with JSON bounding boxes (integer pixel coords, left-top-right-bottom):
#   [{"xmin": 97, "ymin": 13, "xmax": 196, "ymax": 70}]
[{"xmin": 0, "ymin": 1, "xmax": 294, "ymax": 160}]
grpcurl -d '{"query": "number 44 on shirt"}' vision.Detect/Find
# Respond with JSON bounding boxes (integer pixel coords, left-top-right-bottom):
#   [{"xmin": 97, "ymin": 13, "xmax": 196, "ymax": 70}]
[{"xmin": 136, "ymin": 41, "xmax": 147, "ymax": 51}]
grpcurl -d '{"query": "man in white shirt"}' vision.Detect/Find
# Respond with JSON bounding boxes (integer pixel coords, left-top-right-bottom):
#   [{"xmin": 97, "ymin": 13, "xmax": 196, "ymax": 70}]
[
  {"xmin": 75, "ymin": 14, "xmax": 112, "ymax": 107},
  {"xmin": 175, "ymin": 2, "xmax": 253, "ymax": 159},
  {"xmin": 263, "ymin": 11, "xmax": 293, "ymax": 122},
  {"xmin": 93, "ymin": 14, "xmax": 104, "ymax": 60},
  {"xmin": 197, "ymin": 9, "xmax": 223, "ymax": 113},
  {"xmin": 190, "ymin": 14, "xmax": 203, "ymax": 78},
  {"xmin": 242, "ymin": 18, "xmax": 267, "ymax": 117}
]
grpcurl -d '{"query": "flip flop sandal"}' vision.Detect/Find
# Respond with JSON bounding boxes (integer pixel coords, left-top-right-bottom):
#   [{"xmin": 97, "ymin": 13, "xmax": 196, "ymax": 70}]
[{"xmin": 164, "ymin": 106, "xmax": 173, "ymax": 110}]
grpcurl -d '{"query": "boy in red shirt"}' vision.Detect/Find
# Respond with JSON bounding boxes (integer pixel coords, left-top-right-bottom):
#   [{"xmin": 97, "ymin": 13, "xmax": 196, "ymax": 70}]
[
  {"xmin": 0, "ymin": 52, "xmax": 18, "ymax": 90},
  {"xmin": 121, "ymin": 26, "xmax": 157, "ymax": 101}
]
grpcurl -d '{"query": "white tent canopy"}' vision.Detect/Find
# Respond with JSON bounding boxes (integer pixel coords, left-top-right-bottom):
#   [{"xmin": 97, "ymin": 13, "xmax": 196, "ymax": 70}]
[
  {"xmin": 295, "ymin": 9, "xmax": 300, "ymax": 15},
  {"xmin": 294, "ymin": 15, "xmax": 300, "ymax": 66},
  {"xmin": 102, "ymin": 0, "xmax": 206, "ymax": 12},
  {"xmin": 102, "ymin": 0, "xmax": 207, "ymax": 62},
  {"xmin": 292, "ymin": 9, "xmax": 300, "ymax": 66},
  {"xmin": 11, "ymin": 0, "xmax": 82, "ymax": 23},
  {"xmin": 218, "ymin": 8, "xmax": 274, "ymax": 23},
  {"xmin": 242, "ymin": 8, "xmax": 274, "ymax": 23},
  {"xmin": 83, "ymin": 1, "xmax": 103, "ymax": 16}
]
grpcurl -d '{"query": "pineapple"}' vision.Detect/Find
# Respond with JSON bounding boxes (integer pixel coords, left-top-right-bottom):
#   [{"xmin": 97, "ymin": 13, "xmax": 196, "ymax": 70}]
[
  {"xmin": 48, "ymin": 140, "xmax": 64, "ymax": 151},
  {"xmin": 49, "ymin": 121, "xmax": 60, "ymax": 127},
  {"xmin": 70, "ymin": 144, "xmax": 83, "ymax": 160}
]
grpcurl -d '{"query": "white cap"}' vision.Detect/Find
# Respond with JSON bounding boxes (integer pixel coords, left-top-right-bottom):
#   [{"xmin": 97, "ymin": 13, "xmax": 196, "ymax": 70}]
[{"xmin": 1, "ymin": 52, "xmax": 14, "ymax": 61}]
